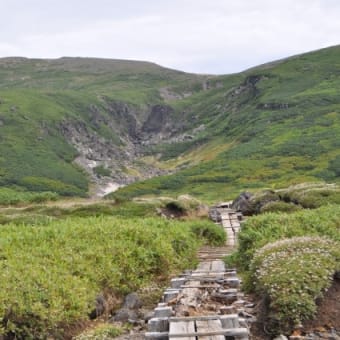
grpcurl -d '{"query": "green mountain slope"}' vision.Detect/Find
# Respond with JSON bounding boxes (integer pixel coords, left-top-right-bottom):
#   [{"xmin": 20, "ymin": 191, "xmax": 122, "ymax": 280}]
[
  {"xmin": 112, "ymin": 46, "xmax": 340, "ymax": 201},
  {"xmin": 0, "ymin": 57, "xmax": 208, "ymax": 196},
  {"xmin": 0, "ymin": 47, "xmax": 340, "ymax": 201}
]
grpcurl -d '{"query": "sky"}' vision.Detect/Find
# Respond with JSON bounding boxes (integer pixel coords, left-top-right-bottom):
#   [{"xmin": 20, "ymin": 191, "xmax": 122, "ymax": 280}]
[{"xmin": 1, "ymin": 0, "xmax": 340, "ymax": 74}]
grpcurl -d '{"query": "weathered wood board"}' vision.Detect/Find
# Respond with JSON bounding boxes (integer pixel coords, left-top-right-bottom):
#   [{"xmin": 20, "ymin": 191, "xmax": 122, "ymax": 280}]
[
  {"xmin": 169, "ymin": 320, "xmax": 195, "ymax": 339},
  {"xmin": 196, "ymin": 319, "xmax": 225, "ymax": 339}
]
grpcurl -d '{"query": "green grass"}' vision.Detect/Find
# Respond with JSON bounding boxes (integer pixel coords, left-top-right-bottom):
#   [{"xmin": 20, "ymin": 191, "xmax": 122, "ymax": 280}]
[{"xmin": 0, "ymin": 215, "xmax": 224, "ymax": 339}]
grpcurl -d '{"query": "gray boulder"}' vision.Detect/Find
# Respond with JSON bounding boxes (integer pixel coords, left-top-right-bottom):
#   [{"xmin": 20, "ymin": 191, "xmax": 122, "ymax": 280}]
[
  {"xmin": 112, "ymin": 308, "xmax": 139, "ymax": 323},
  {"xmin": 123, "ymin": 292, "xmax": 142, "ymax": 310},
  {"xmin": 231, "ymin": 192, "xmax": 253, "ymax": 215}
]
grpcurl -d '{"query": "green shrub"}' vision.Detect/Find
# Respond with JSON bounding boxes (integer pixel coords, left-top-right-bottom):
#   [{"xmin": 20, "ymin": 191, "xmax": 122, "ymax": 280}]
[
  {"xmin": 190, "ymin": 220, "xmax": 226, "ymax": 246},
  {"xmin": 0, "ymin": 216, "xmax": 205, "ymax": 338},
  {"xmin": 28, "ymin": 191, "xmax": 59, "ymax": 203},
  {"xmin": 93, "ymin": 165, "xmax": 111, "ymax": 178},
  {"xmin": 250, "ymin": 237, "xmax": 339, "ymax": 333},
  {"xmin": 0, "ymin": 188, "xmax": 58, "ymax": 205},
  {"xmin": 230, "ymin": 204, "xmax": 340, "ymax": 271},
  {"xmin": 260, "ymin": 201, "xmax": 302, "ymax": 213},
  {"xmin": 19, "ymin": 176, "xmax": 86, "ymax": 196},
  {"xmin": 281, "ymin": 183, "xmax": 340, "ymax": 208}
]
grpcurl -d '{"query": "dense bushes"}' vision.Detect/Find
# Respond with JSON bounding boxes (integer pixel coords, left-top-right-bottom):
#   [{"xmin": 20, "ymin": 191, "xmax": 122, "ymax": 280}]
[
  {"xmin": 232, "ymin": 204, "xmax": 340, "ymax": 271},
  {"xmin": 190, "ymin": 220, "xmax": 226, "ymax": 246},
  {"xmin": 19, "ymin": 176, "xmax": 86, "ymax": 196},
  {"xmin": 251, "ymin": 237, "xmax": 339, "ymax": 332},
  {"xmin": 0, "ymin": 188, "xmax": 59, "ymax": 205},
  {"xmin": 0, "ymin": 216, "xmax": 217, "ymax": 338},
  {"xmin": 228, "ymin": 204, "xmax": 340, "ymax": 335},
  {"xmin": 93, "ymin": 165, "xmax": 111, "ymax": 178}
]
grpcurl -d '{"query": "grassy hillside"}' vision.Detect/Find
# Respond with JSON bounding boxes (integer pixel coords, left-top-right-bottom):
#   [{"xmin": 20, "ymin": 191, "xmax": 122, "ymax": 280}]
[
  {"xmin": 0, "ymin": 57, "xmax": 206, "ymax": 196},
  {"xmin": 1, "ymin": 47, "xmax": 340, "ymax": 201},
  {"xmin": 111, "ymin": 46, "xmax": 340, "ymax": 201}
]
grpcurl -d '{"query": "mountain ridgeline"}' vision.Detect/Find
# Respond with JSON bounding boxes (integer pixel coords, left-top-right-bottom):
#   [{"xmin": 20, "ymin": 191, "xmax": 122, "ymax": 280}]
[{"xmin": 0, "ymin": 47, "xmax": 340, "ymax": 200}]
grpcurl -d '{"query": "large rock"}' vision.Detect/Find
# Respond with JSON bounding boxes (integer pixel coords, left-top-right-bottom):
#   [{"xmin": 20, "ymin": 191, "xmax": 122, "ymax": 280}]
[
  {"xmin": 231, "ymin": 190, "xmax": 281, "ymax": 215},
  {"xmin": 112, "ymin": 308, "xmax": 139, "ymax": 322},
  {"xmin": 123, "ymin": 292, "xmax": 142, "ymax": 310},
  {"xmin": 111, "ymin": 292, "xmax": 143, "ymax": 323},
  {"xmin": 89, "ymin": 294, "xmax": 107, "ymax": 319},
  {"xmin": 142, "ymin": 104, "xmax": 174, "ymax": 133},
  {"xmin": 231, "ymin": 192, "xmax": 253, "ymax": 215}
]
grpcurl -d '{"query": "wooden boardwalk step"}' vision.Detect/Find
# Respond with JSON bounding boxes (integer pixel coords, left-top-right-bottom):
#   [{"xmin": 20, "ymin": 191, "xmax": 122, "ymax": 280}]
[
  {"xmin": 196, "ymin": 319, "xmax": 224, "ymax": 339},
  {"xmin": 169, "ymin": 320, "xmax": 195, "ymax": 340},
  {"xmin": 146, "ymin": 209, "xmax": 249, "ymax": 340}
]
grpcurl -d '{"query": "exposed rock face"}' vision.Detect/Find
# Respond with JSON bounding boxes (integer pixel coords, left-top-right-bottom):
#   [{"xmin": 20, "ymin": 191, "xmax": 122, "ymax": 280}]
[
  {"xmin": 142, "ymin": 104, "xmax": 174, "ymax": 134},
  {"xmin": 58, "ymin": 97, "xmax": 207, "ymax": 196},
  {"xmin": 104, "ymin": 100, "xmax": 139, "ymax": 138},
  {"xmin": 58, "ymin": 101, "xmax": 179, "ymax": 195}
]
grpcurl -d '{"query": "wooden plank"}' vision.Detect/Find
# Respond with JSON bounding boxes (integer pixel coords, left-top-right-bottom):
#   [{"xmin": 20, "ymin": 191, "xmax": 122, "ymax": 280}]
[
  {"xmin": 145, "ymin": 331, "xmax": 169, "ymax": 339},
  {"xmin": 148, "ymin": 317, "xmax": 169, "ymax": 332},
  {"xmin": 196, "ymin": 261, "xmax": 211, "ymax": 271},
  {"xmin": 211, "ymin": 260, "xmax": 225, "ymax": 272},
  {"xmin": 196, "ymin": 319, "xmax": 225, "ymax": 339},
  {"xmin": 180, "ymin": 284, "xmax": 219, "ymax": 289},
  {"xmin": 169, "ymin": 320, "xmax": 195, "ymax": 340},
  {"xmin": 171, "ymin": 315, "xmax": 220, "ymax": 322},
  {"xmin": 167, "ymin": 327, "xmax": 248, "ymax": 338}
]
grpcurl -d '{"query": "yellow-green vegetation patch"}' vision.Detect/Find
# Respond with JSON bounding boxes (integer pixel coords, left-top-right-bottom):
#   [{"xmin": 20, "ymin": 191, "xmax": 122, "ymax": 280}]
[
  {"xmin": 74, "ymin": 324, "xmax": 124, "ymax": 340},
  {"xmin": 0, "ymin": 187, "xmax": 59, "ymax": 205},
  {"xmin": 0, "ymin": 216, "xmax": 222, "ymax": 338},
  {"xmin": 251, "ymin": 237, "xmax": 339, "ymax": 333}
]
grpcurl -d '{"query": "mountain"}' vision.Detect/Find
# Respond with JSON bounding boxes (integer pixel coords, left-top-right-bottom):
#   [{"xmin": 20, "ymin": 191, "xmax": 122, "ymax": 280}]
[
  {"xmin": 0, "ymin": 57, "xmax": 209, "ymax": 196},
  {"xmin": 0, "ymin": 46, "xmax": 339, "ymax": 201}
]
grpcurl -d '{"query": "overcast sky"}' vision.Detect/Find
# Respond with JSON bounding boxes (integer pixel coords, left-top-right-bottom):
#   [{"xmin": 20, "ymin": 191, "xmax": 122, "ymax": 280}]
[{"xmin": 1, "ymin": 0, "xmax": 339, "ymax": 74}]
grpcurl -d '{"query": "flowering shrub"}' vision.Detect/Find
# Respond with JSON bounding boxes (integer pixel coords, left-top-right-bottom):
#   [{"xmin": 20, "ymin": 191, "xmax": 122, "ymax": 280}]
[
  {"xmin": 251, "ymin": 236, "xmax": 340, "ymax": 332},
  {"xmin": 232, "ymin": 204, "xmax": 340, "ymax": 271}
]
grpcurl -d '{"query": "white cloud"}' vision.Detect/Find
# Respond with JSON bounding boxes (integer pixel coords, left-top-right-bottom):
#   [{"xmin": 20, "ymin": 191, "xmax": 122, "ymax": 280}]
[{"xmin": 0, "ymin": 0, "xmax": 340, "ymax": 73}]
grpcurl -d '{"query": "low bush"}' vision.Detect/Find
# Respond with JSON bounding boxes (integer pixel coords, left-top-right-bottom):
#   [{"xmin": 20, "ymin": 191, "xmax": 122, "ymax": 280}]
[
  {"xmin": 260, "ymin": 201, "xmax": 302, "ymax": 213},
  {"xmin": 190, "ymin": 220, "xmax": 226, "ymax": 246},
  {"xmin": 281, "ymin": 182, "xmax": 340, "ymax": 208},
  {"xmin": 93, "ymin": 165, "xmax": 111, "ymax": 178},
  {"xmin": 0, "ymin": 188, "xmax": 59, "ymax": 205},
  {"xmin": 0, "ymin": 216, "xmax": 204, "ymax": 338},
  {"xmin": 229, "ymin": 204, "xmax": 340, "ymax": 271},
  {"xmin": 19, "ymin": 176, "xmax": 86, "ymax": 196},
  {"xmin": 250, "ymin": 237, "xmax": 339, "ymax": 333}
]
